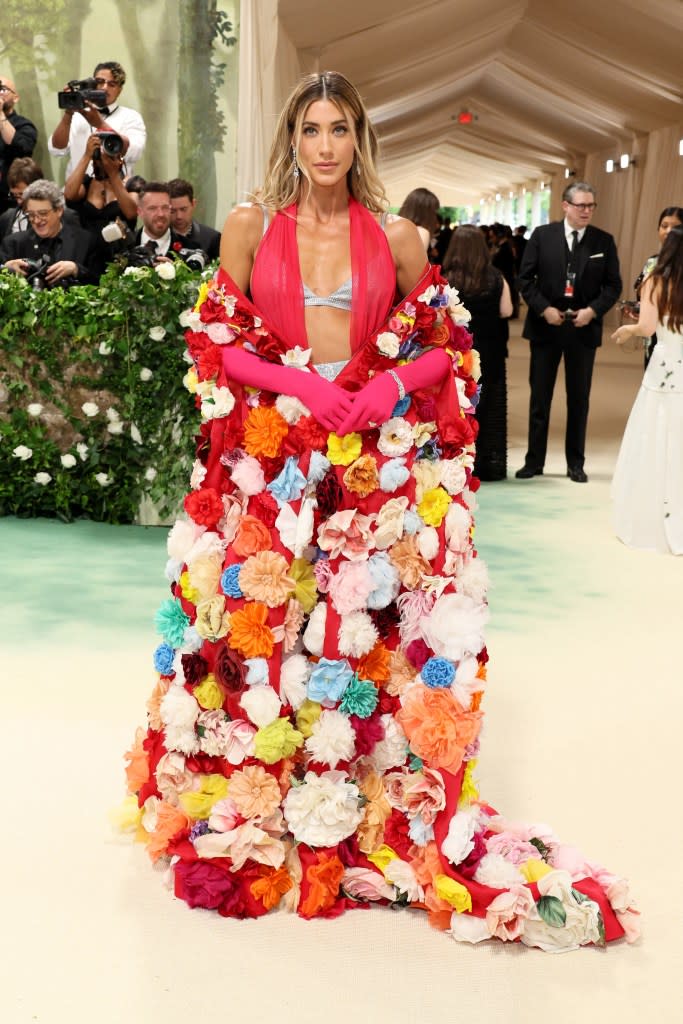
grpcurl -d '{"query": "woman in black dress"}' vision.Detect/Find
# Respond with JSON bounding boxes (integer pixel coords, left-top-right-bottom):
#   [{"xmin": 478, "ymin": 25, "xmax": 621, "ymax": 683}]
[{"xmin": 444, "ymin": 225, "xmax": 512, "ymax": 480}]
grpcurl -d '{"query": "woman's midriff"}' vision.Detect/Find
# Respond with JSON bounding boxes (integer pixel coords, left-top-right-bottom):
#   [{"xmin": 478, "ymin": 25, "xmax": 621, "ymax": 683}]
[{"xmin": 306, "ymin": 305, "xmax": 353, "ymax": 365}]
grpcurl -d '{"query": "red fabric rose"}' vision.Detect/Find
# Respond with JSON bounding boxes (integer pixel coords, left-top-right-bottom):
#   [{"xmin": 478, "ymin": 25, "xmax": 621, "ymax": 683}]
[
  {"xmin": 450, "ymin": 324, "xmax": 473, "ymax": 352},
  {"xmin": 406, "ymin": 638, "xmax": 432, "ymax": 671},
  {"xmin": 369, "ymin": 603, "xmax": 401, "ymax": 640},
  {"xmin": 184, "ymin": 486, "xmax": 224, "ymax": 527},
  {"xmin": 248, "ymin": 490, "xmax": 279, "ymax": 528},
  {"xmin": 197, "ymin": 345, "xmax": 222, "ymax": 381},
  {"xmin": 181, "ymin": 652, "xmax": 208, "ymax": 686},
  {"xmin": 349, "ymin": 712, "xmax": 384, "ymax": 756},
  {"xmin": 288, "ymin": 415, "xmax": 328, "ymax": 453},
  {"xmin": 383, "ymin": 809, "xmax": 413, "ymax": 860},
  {"xmin": 316, "ymin": 471, "xmax": 344, "ymax": 519},
  {"xmin": 174, "ymin": 859, "xmax": 236, "ymax": 910}
]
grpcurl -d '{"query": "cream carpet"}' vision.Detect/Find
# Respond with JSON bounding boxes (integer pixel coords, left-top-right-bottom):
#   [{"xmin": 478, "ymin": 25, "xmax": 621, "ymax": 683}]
[{"xmin": 2, "ymin": 323, "xmax": 681, "ymax": 1024}]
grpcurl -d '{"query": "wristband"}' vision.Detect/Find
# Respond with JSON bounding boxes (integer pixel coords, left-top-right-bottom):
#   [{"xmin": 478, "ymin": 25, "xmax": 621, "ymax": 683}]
[{"xmin": 386, "ymin": 368, "xmax": 406, "ymax": 401}]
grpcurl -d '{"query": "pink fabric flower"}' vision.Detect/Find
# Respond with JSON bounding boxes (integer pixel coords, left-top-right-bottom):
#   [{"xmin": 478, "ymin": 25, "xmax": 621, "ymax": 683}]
[
  {"xmin": 486, "ymin": 832, "xmax": 543, "ymax": 866},
  {"xmin": 317, "ymin": 509, "xmax": 376, "ymax": 562},
  {"xmin": 485, "ymin": 883, "xmax": 535, "ymax": 941},
  {"xmin": 328, "ymin": 561, "xmax": 374, "ymax": 615},
  {"xmin": 313, "ymin": 558, "xmax": 333, "ymax": 593}
]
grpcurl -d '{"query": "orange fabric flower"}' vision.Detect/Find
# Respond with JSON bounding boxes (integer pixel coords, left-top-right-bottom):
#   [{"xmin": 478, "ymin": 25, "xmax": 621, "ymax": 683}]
[
  {"xmin": 410, "ymin": 839, "xmax": 443, "ymax": 888},
  {"xmin": 232, "ymin": 515, "xmax": 273, "ymax": 557},
  {"xmin": 385, "ymin": 648, "xmax": 417, "ymax": 696},
  {"xmin": 147, "ymin": 801, "xmax": 191, "ymax": 862},
  {"xmin": 243, "ymin": 405, "xmax": 289, "ymax": 458},
  {"xmin": 470, "ymin": 691, "xmax": 483, "ymax": 712},
  {"xmin": 239, "ymin": 550, "xmax": 296, "ymax": 607},
  {"xmin": 124, "ymin": 727, "xmax": 149, "ymax": 795},
  {"xmin": 299, "ymin": 853, "xmax": 345, "ymax": 918},
  {"xmin": 250, "ymin": 865, "xmax": 294, "ymax": 910},
  {"xmin": 228, "ymin": 764, "xmax": 282, "ymax": 819},
  {"xmin": 397, "ymin": 686, "xmax": 482, "ymax": 774},
  {"xmin": 389, "ymin": 535, "xmax": 431, "ymax": 589},
  {"xmin": 357, "ymin": 642, "xmax": 392, "ymax": 686},
  {"xmin": 146, "ymin": 678, "xmax": 171, "ymax": 731},
  {"xmin": 228, "ymin": 602, "xmax": 275, "ymax": 658},
  {"xmin": 357, "ymin": 771, "xmax": 392, "ymax": 854},
  {"xmin": 430, "ymin": 322, "xmax": 452, "ymax": 348},
  {"xmin": 343, "ymin": 454, "xmax": 380, "ymax": 497}
]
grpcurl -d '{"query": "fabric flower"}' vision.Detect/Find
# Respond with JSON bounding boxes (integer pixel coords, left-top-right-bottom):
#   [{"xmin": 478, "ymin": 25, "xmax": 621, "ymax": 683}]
[
  {"xmin": 155, "ymin": 599, "xmax": 190, "ymax": 647},
  {"xmin": 228, "ymin": 765, "xmax": 282, "ymax": 820},
  {"xmin": 232, "ymin": 515, "xmax": 273, "ymax": 557},
  {"xmin": 231, "ymin": 455, "xmax": 266, "ymax": 496},
  {"xmin": 373, "ymin": 496, "xmax": 409, "ymax": 550},
  {"xmin": 420, "ymin": 593, "xmax": 488, "ymax": 662},
  {"xmin": 376, "ymin": 330, "xmax": 401, "ymax": 357},
  {"xmin": 328, "ymin": 561, "xmax": 374, "ymax": 615},
  {"xmin": 275, "ymin": 393, "xmax": 309, "ymax": 424},
  {"xmin": 418, "ymin": 487, "xmax": 452, "ymax": 528},
  {"xmin": 441, "ymin": 810, "xmax": 477, "ymax": 865},
  {"xmin": 440, "ymin": 459, "xmax": 467, "ymax": 496},
  {"xmin": 486, "ymin": 884, "xmax": 536, "ymax": 942},
  {"xmin": 338, "ymin": 611, "xmax": 379, "ymax": 658},
  {"xmin": 339, "ymin": 677, "xmax": 379, "ymax": 719},
  {"xmin": 327, "ymin": 431, "xmax": 363, "ymax": 466},
  {"xmin": 220, "ymin": 563, "xmax": 244, "ymax": 598},
  {"xmin": 389, "ymin": 535, "xmax": 431, "ymax": 589},
  {"xmin": 288, "ymin": 558, "xmax": 318, "ymax": 613},
  {"xmin": 253, "ymin": 718, "xmax": 304, "ymax": 764},
  {"xmin": 342, "ymin": 867, "xmax": 394, "ymax": 902},
  {"xmin": 243, "ymin": 405, "xmax": 289, "ymax": 458},
  {"xmin": 366, "ymin": 552, "xmax": 401, "ymax": 610},
  {"xmin": 307, "ymin": 658, "xmax": 354, "ymax": 706},
  {"xmin": 240, "ymin": 686, "xmax": 281, "ymax": 727},
  {"xmin": 273, "ymin": 597, "xmax": 305, "ymax": 652},
  {"xmin": 160, "ymin": 683, "xmax": 200, "ymax": 755},
  {"xmin": 421, "ymin": 657, "xmax": 455, "ymax": 689},
  {"xmin": 283, "ymin": 770, "xmax": 363, "ymax": 847},
  {"xmin": 280, "ymin": 654, "xmax": 311, "ymax": 710},
  {"xmin": 193, "ymin": 674, "xmax": 225, "ymax": 710},
  {"xmin": 368, "ymin": 714, "xmax": 408, "ymax": 772},
  {"xmin": 317, "ymin": 509, "xmax": 375, "ymax": 562},
  {"xmin": 302, "ymin": 601, "xmax": 326, "ymax": 656},
  {"xmin": 195, "ymin": 595, "xmax": 231, "ymax": 641},
  {"xmin": 343, "ymin": 455, "xmax": 379, "ymax": 497},
  {"xmin": 397, "ymin": 687, "xmax": 481, "ymax": 775},
  {"xmin": 153, "ymin": 643, "xmax": 176, "ymax": 676},
  {"xmin": 377, "ymin": 417, "xmax": 413, "ymax": 457},
  {"xmin": 473, "ymin": 853, "xmax": 525, "ymax": 888},
  {"xmin": 267, "ymin": 455, "xmax": 307, "ymax": 506},
  {"xmin": 412, "ymin": 460, "xmax": 442, "ymax": 503},
  {"xmin": 520, "ymin": 871, "xmax": 603, "ymax": 952},
  {"xmin": 305, "ymin": 709, "xmax": 356, "ymax": 767},
  {"xmin": 379, "ymin": 457, "xmax": 410, "ymax": 493},
  {"xmin": 239, "ymin": 550, "xmax": 295, "ymax": 607},
  {"xmin": 184, "ymin": 487, "xmax": 224, "ymax": 528},
  {"xmin": 228, "ymin": 603, "xmax": 275, "ymax": 659}
]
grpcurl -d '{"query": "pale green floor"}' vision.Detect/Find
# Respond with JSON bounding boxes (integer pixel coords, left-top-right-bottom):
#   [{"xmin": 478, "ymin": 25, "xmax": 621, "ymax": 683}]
[{"xmin": 3, "ymin": 335, "xmax": 681, "ymax": 1024}]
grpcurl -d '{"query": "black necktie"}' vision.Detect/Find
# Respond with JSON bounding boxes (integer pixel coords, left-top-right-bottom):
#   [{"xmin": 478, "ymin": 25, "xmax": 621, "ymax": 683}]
[{"xmin": 568, "ymin": 230, "xmax": 578, "ymax": 270}]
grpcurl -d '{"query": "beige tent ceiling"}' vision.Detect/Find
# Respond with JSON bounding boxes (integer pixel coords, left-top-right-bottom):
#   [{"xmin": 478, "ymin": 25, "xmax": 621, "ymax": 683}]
[{"xmin": 275, "ymin": 0, "xmax": 683, "ymax": 206}]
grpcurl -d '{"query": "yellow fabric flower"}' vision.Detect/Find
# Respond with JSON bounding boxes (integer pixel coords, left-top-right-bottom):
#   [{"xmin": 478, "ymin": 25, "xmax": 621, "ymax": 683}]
[
  {"xmin": 179, "ymin": 570, "xmax": 200, "ymax": 604},
  {"xmin": 179, "ymin": 773, "xmax": 229, "ymax": 820},
  {"xmin": 193, "ymin": 674, "xmax": 224, "ymax": 710},
  {"xmin": 289, "ymin": 558, "xmax": 318, "ymax": 613},
  {"xmin": 367, "ymin": 844, "xmax": 400, "ymax": 873},
  {"xmin": 417, "ymin": 487, "xmax": 452, "ymax": 528},
  {"xmin": 458, "ymin": 759, "xmax": 479, "ymax": 808},
  {"xmin": 184, "ymin": 366, "xmax": 199, "ymax": 395},
  {"xmin": 109, "ymin": 795, "xmax": 144, "ymax": 836},
  {"xmin": 195, "ymin": 595, "xmax": 231, "ymax": 641},
  {"xmin": 188, "ymin": 554, "xmax": 223, "ymax": 602},
  {"xmin": 520, "ymin": 859, "xmax": 553, "ymax": 883},
  {"xmin": 295, "ymin": 699, "xmax": 322, "ymax": 739},
  {"xmin": 193, "ymin": 280, "xmax": 210, "ymax": 312},
  {"xmin": 253, "ymin": 718, "xmax": 304, "ymax": 764},
  {"xmin": 327, "ymin": 431, "xmax": 362, "ymax": 467},
  {"xmin": 434, "ymin": 874, "xmax": 472, "ymax": 913}
]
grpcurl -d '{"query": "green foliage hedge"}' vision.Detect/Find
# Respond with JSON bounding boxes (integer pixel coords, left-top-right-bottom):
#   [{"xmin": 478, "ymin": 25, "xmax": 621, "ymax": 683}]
[{"xmin": 0, "ymin": 261, "xmax": 206, "ymax": 523}]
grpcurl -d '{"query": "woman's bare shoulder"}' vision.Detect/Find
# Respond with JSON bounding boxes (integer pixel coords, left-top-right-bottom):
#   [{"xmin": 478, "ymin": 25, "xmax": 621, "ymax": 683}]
[{"xmin": 222, "ymin": 202, "xmax": 265, "ymax": 242}]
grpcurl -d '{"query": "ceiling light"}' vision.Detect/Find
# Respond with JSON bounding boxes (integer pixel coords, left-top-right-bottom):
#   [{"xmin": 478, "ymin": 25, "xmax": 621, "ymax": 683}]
[
  {"xmin": 620, "ymin": 153, "xmax": 630, "ymax": 169},
  {"xmin": 679, "ymin": 139, "xmax": 683, "ymax": 156},
  {"xmin": 495, "ymin": 193, "xmax": 501, "ymax": 201},
  {"xmin": 605, "ymin": 159, "xmax": 614, "ymax": 173}
]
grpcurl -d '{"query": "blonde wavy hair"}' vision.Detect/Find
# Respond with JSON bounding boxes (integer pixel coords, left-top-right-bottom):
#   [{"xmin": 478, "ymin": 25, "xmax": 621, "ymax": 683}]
[{"xmin": 257, "ymin": 71, "xmax": 388, "ymax": 213}]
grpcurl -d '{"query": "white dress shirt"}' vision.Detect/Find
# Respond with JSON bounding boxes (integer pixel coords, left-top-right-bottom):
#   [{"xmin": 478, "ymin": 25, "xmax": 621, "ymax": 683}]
[
  {"xmin": 49, "ymin": 104, "xmax": 147, "ymax": 178},
  {"xmin": 563, "ymin": 220, "xmax": 587, "ymax": 247},
  {"xmin": 140, "ymin": 228, "xmax": 171, "ymax": 255}
]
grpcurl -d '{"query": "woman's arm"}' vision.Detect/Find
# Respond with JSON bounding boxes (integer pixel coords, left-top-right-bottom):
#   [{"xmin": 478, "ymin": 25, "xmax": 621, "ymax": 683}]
[
  {"xmin": 612, "ymin": 277, "xmax": 659, "ymax": 344},
  {"xmin": 385, "ymin": 216, "xmax": 430, "ymax": 297},
  {"xmin": 63, "ymin": 138, "xmax": 96, "ymax": 203},
  {"xmin": 499, "ymin": 277, "xmax": 513, "ymax": 318},
  {"xmin": 101, "ymin": 155, "xmax": 137, "ymax": 220}
]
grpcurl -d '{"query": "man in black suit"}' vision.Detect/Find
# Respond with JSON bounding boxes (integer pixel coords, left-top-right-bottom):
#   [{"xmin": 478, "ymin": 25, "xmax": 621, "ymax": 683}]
[
  {"xmin": 168, "ymin": 178, "xmax": 220, "ymax": 260},
  {"xmin": 0, "ymin": 178, "xmax": 95, "ymax": 285},
  {"xmin": 134, "ymin": 180, "xmax": 208, "ymax": 267},
  {"xmin": 0, "ymin": 76, "xmax": 38, "ymax": 214},
  {"xmin": 516, "ymin": 182, "xmax": 621, "ymax": 482}
]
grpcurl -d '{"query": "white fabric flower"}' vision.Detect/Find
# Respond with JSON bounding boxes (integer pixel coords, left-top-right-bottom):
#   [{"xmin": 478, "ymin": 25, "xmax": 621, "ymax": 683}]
[
  {"xmin": 417, "ymin": 284, "xmax": 438, "ymax": 303},
  {"xmin": 76, "ymin": 442, "xmax": 89, "ymax": 461},
  {"xmin": 280, "ymin": 654, "xmax": 311, "ymax": 710},
  {"xmin": 473, "ymin": 853, "xmax": 524, "ymax": 888},
  {"xmin": 179, "ymin": 308, "xmax": 202, "ymax": 329},
  {"xmin": 376, "ymin": 331, "xmax": 400, "ymax": 358},
  {"xmin": 34, "ymin": 471, "xmax": 52, "ymax": 485},
  {"xmin": 27, "ymin": 402, "xmax": 43, "ymax": 417},
  {"xmin": 240, "ymin": 685, "xmax": 281, "ymax": 728},
  {"xmin": 188, "ymin": 460, "xmax": 206, "ymax": 490},
  {"xmin": 457, "ymin": 555, "xmax": 490, "ymax": 604},
  {"xmin": 95, "ymin": 472, "xmax": 112, "ymax": 487},
  {"xmin": 367, "ymin": 714, "xmax": 407, "ymax": 772},
  {"xmin": 276, "ymin": 498, "xmax": 315, "ymax": 557},
  {"xmin": 441, "ymin": 810, "xmax": 477, "ymax": 865},
  {"xmin": 449, "ymin": 913, "xmax": 491, "ymax": 944},
  {"xmin": 245, "ymin": 658, "xmax": 269, "ymax": 686},
  {"xmin": 521, "ymin": 870, "xmax": 603, "ymax": 952},
  {"xmin": 283, "ymin": 770, "xmax": 364, "ymax": 847},
  {"xmin": 384, "ymin": 860, "xmax": 424, "ymax": 902},
  {"xmin": 417, "ymin": 526, "xmax": 439, "ymax": 560},
  {"xmin": 451, "ymin": 653, "xmax": 482, "ymax": 707},
  {"xmin": 160, "ymin": 683, "xmax": 200, "ymax": 754},
  {"xmin": 201, "ymin": 385, "xmax": 235, "ymax": 420},
  {"xmin": 149, "ymin": 325, "xmax": 166, "ymax": 341},
  {"xmin": 60, "ymin": 453, "xmax": 77, "ymax": 468},
  {"xmin": 185, "ymin": 529, "xmax": 226, "ymax": 567},
  {"xmin": 305, "ymin": 710, "xmax": 356, "ymax": 768},
  {"xmin": 12, "ymin": 445, "xmax": 32, "ymax": 460},
  {"xmin": 440, "ymin": 459, "xmax": 467, "ymax": 496},
  {"xmin": 166, "ymin": 519, "xmax": 199, "ymax": 561},
  {"xmin": 420, "ymin": 592, "xmax": 488, "ymax": 661},
  {"xmin": 139, "ymin": 367, "xmax": 153, "ymax": 381},
  {"xmin": 275, "ymin": 393, "xmax": 309, "ymax": 424},
  {"xmin": 205, "ymin": 322, "xmax": 236, "ymax": 345},
  {"xmin": 81, "ymin": 402, "xmax": 99, "ymax": 417},
  {"xmin": 155, "ymin": 261, "xmax": 176, "ymax": 280},
  {"xmin": 230, "ymin": 454, "xmax": 265, "ymax": 495},
  {"xmin": 377, "ymin": 416, "xmax": 413, "ymax": 457},
  {"xmin": 338, "ymin": 611, "xmax": 378, "ymax": 657},
  {"xmin": 302, "ymin": 601, "xmax": 326, "ymax": 656},
  {"xmin": 279, "ymin": 346, "xmax": 312, "ymax": 368}
]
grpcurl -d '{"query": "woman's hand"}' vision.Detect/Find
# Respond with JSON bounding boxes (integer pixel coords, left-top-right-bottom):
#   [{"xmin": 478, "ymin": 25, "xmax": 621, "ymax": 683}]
[
  {"xmin": 335, "ymin": 372, "xmax": 401, "ymax": 434},
  {"xmin": 294, "ymin": 374, "xmax": 355, "ymax": 433}
]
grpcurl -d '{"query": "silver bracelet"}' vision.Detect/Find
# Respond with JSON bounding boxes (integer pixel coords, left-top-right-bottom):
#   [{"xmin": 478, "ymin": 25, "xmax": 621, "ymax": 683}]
[{"xmin": 386, "ymin": 368, "xmax": 406, "ymax": 401}]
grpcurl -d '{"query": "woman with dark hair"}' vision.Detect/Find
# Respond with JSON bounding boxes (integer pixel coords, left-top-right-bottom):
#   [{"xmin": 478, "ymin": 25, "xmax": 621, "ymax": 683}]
[
  {"xmin": 444, "ymin": 225, "xmax": 512, "ymax": 480},
  {"xmin": 398, "ymin": 187, "xmax": 440, "ymax": 251},
  {"xmin": 122, "ymin": 71, "xmax": 635, "ymax": 949},
  {"xmin": 630, "ymin": 206, "xmax": 683, "ymax": 366},
  {"xmin": 612, "ymin": 226, "xmax": 683, "ymax": 553},
  {"xmin": 0, "ymin": 157, "xmax": 43, "ymax": 239}
]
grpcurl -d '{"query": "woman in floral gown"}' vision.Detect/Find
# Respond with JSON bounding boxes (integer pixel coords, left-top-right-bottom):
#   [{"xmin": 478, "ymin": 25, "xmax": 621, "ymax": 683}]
[{"xmin": 122, "ymin": 72, "xmax": 637, "ymax": 951}]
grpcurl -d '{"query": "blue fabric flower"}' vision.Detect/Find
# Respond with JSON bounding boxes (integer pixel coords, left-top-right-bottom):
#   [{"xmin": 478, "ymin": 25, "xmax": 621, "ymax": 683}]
[
  {"xmin": 182, "ymin": 625, "xmax": 202, "ymax": 653},
  {"xmin": 307, "ymin": 450, "xmax": 331, "ymax": 485},
  {"xmin": 422, "ymin": 657, "xmax": 455, "ymax": 688},
  {"xmin": 154, "ymin": 598, "xmax": 190, "ymax": 647},
  {"xmin": 153, "ymin": 642, "xmax": 175, "ymax": 675},
  {"xmin": 367, "ymin": 552, "xmax": 401, "ymax": 610},
  {"xmin": 403, "ymin": 510, "xmax": 424, "ymax": 534},
  {"xmin": 416, "ymin": 439, "xmax": 442, "ymax": 462},
  {"xmin": 470, "ymin": 384, "xmax": 481, "ymax": 409},
  {"xmin": 267, "ymin": 455, "xmax": 307, "ymax": 506},
  {"xmin": 430, "ymin": 289, "xmax": 448, "ymax": 307},
  {"xmin": 408, "ymin": 816, "xmax": 435, "ymax": 846},
  {"xmin": 391, "ymin": 395, "xmax": 411, "ymax": 417},
  {"xmin": 339, "ymin": 676, "xmax": 379, "ymax": 719},
  {"xmin": 245, "ymin": 657, "xmax": 269, "ymax": 686},
  {"xmin": 189, "ymin": 821, "xmax": 210, "ymax": 842},
  {"xmin": 379, "ymin": 457, "xmax": 410, "ymax": 493},
  {"xmin": 307, "ymin": 657, "xmax": 354, "ymax": 706},
  {"xmin": 221, "ymin": 563, "xmax": 243, "ymax": 598}
]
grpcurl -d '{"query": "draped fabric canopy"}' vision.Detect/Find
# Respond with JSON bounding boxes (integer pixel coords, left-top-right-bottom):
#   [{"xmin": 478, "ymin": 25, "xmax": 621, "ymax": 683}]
[{"xmin": 237, "ymin": 0, "xmax": 683, "ymax": 288}]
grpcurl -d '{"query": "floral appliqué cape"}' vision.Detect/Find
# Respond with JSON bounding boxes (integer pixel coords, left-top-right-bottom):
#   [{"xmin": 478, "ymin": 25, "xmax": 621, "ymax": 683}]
[{"xmin": 122, "ymin": 265, "xmax": 637, "ymax": 951}]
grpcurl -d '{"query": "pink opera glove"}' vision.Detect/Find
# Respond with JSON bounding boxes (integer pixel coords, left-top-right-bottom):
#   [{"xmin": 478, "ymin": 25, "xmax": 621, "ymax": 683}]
[
  {"xmin": 221, "ymin": 345, "xmax": 354, "ymax": 432},
  {"xmin": 336, "ymin": 348, "xmax": 452, "ymax": 434}
]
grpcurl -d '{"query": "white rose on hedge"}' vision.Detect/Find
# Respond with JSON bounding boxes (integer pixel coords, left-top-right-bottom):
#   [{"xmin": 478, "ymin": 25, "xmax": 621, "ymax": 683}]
[
  {"xmin": 81, "ymin": 402, "xmax": 99, "ymax": 417},
  {"xmin": 155, "ymin": 261, "xmax": 176, "ymax": 280},
  {"xmin": 95, "ymin": 472, "xmax": 112, "ymax": 487},
  {"xmin": 27, "ymin": 403, "xmax": 43, "ymax": 417},
  {"xmin": 139, "ymin": 368, "xmax": 153, "ymax": 381},
  {"xmin": 149, "ymin": 326, "xmax": 166, "ymax": 341},
  {"xmin": 34, "ymin": 472, "xmax": 52, "ymax": 485},
  {"xmin": 12, "ymin": 445, "xmax": 32, "ymax": 460},
  {"xmin": 60, "ymin": 453, "xmax": 77, "ymax": 468}
]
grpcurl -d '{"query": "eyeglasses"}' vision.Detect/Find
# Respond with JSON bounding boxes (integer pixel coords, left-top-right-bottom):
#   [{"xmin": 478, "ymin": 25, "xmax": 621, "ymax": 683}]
[
  {"xmin": 0, "ymin": 84, "xmax": 16, "ymax": 94},
  {"xmin": 26, "ymin": 209, "xmax": 54, "ymax": 223},
  {"xmin": 567, "ymin": 202, "xmax": 597, "ymax": 211}
]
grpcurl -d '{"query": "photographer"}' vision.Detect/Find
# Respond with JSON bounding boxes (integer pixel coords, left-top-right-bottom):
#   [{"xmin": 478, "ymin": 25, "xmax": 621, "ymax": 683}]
[
  {"xmin": 49, "ymin": 62, "xmax": 146, "ymax": 179},
  {"xmin": 0, "ymin": 76, "xmax": 37, "ymax": 214},
  {"xmin": 168, "ymin": 178, "xmax": 220, "ymax": 260},
  {"xmin": 133, "ymin": 180, "xmax": 206, "ymax": 268},
  {"xmin": 64, "ymin": 132, "xmax": 137, "ymax": 279},
  {"xmin": 0, "ymin": 179, "xmax": 95, "ymax": 287}
]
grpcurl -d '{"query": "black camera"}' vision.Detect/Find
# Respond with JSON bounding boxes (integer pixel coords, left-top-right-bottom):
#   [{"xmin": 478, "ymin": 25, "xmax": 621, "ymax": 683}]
[
  {"xmin": 175, "ymin": 247, "xmax": 208, "ymax": 271},
  {"xmin": 58, "ymin": 78, "xmax": 107, "ymax": 111},
  {"xmin": 93, "ymin": 131, "xmax": 124, "ymax": 159},
  {"xmin": 22, "ymin": 255, "xmax": 51, "ymax": 291},
  {"xmin": 127, "ymin": 241, "xmax": 158, "ymax": 269}
]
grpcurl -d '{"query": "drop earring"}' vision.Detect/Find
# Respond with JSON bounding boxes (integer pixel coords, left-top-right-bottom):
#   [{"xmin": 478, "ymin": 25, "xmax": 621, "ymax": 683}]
[{"xmin": 291, "ymin": 147, "xmax": 300, "ymax": 181}]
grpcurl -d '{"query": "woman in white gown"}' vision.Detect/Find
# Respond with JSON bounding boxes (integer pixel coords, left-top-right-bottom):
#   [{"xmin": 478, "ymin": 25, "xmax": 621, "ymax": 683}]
[{"xmin": 611, "ymin": 226, "xmax": 683, "ymax": 554}]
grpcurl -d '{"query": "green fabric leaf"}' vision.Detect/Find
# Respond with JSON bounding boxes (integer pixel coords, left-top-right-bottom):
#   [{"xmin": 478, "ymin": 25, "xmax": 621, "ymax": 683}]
[
  {"xmin": 529, "ymin": 837, "xmax": 551, "ymax": 860},
  {"xmin": 536, "ymin": 895, "xmax": 567, "ymax": 928}
]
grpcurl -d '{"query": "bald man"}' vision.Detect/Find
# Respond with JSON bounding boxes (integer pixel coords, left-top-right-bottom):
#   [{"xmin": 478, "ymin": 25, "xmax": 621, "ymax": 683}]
[{"xmin": 0, "ymin": 76, "xmax": 37, "ymax": 214}]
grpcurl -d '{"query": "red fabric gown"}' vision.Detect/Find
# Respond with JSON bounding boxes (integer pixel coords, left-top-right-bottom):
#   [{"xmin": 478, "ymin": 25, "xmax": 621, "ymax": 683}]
[{"xmin": 123, "ymin": 199, "xmax": 637, "ymax": 951}]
